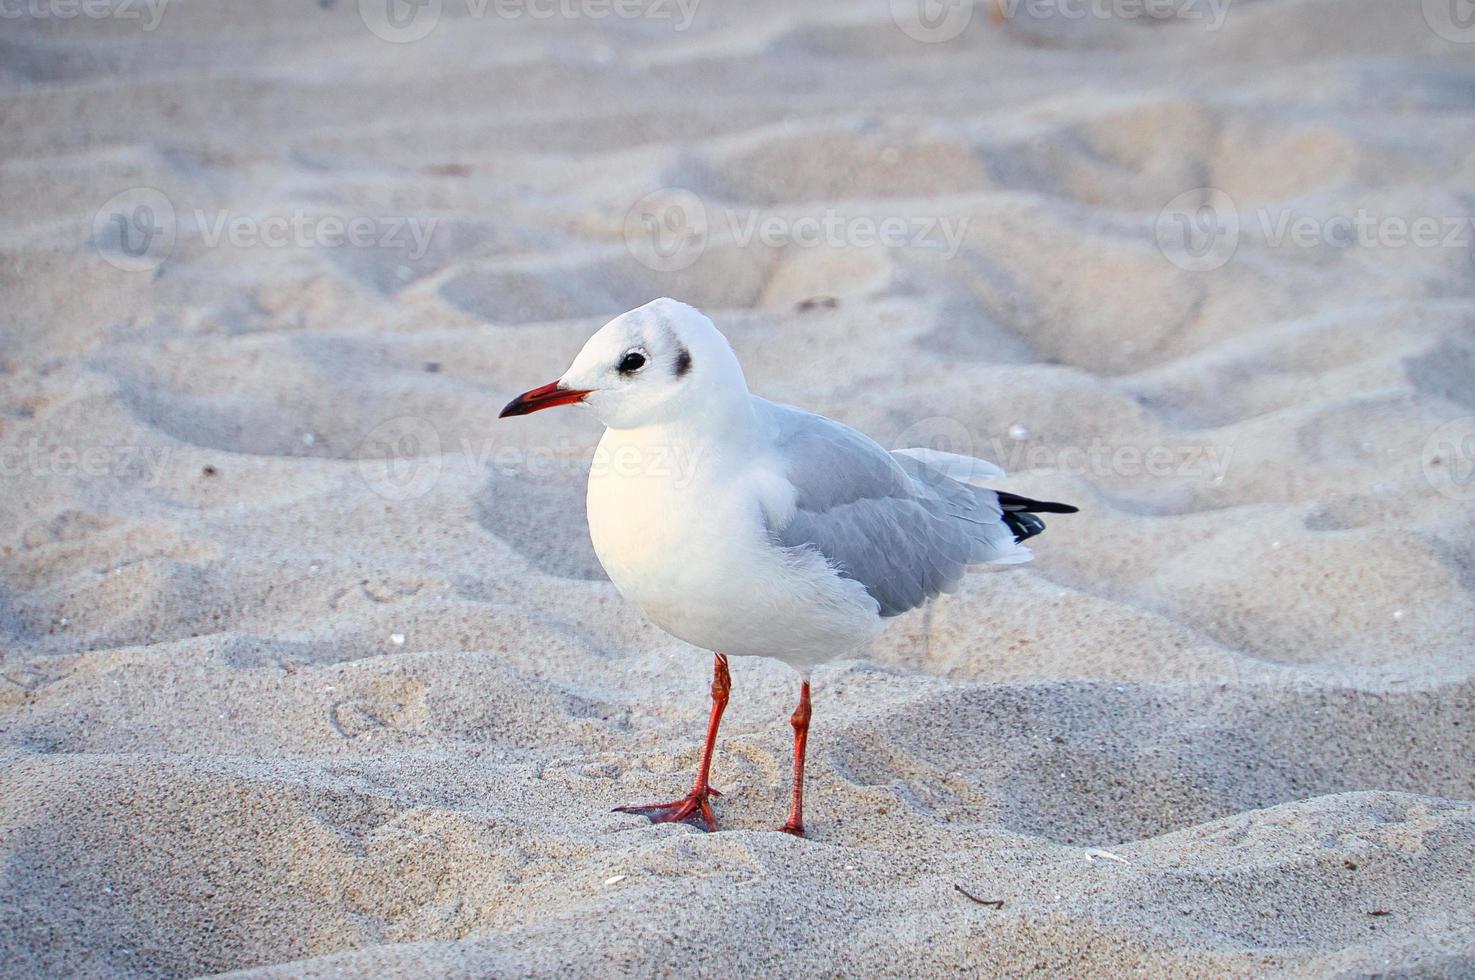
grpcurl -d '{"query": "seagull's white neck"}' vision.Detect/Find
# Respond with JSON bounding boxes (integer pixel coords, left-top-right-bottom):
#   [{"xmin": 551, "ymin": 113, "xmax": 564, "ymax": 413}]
[{"xmin": 607, "ymin": 382, "xmax": 759, "ymax": 464}]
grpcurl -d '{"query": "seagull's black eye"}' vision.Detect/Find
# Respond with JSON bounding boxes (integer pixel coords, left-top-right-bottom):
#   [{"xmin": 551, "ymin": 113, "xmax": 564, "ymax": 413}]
[{"xmin": 618, "ymin": 351, "xmax": 647, "ymax": 375}]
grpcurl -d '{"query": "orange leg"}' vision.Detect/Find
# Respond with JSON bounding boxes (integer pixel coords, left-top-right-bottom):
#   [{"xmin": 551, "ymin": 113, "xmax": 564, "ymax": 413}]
[
  {"xmin": 614, "ymin": 652, "xmax": 730, "ymax": 831},
  {"xmin": 778, "ymin": 679, "xmax": 812, "ymax": 837}
]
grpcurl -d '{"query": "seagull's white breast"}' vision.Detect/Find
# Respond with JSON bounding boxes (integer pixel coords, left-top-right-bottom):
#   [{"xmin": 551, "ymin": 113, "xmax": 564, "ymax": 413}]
[{"xmin": 586, "ymin": 425, "xmax": 883, "ymax": 668}]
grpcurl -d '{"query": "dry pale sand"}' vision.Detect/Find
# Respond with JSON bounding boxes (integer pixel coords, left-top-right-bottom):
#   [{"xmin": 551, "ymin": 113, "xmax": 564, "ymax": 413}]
[{"xmin": 3, "ymin": 0, "xmax": 1475, "ymax": 976}]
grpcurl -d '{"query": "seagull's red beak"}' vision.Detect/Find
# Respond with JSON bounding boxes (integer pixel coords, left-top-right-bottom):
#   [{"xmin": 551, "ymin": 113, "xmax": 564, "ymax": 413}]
[{"xmin": 498, "ymin": 381, "xmax": 591, "ymax": 418}]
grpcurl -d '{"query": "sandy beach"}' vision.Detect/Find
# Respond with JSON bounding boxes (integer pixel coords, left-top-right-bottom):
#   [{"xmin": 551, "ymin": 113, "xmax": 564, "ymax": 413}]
[{"xmin": 3, "ymin": 0, "xmax": 1475, "ymax": 975}]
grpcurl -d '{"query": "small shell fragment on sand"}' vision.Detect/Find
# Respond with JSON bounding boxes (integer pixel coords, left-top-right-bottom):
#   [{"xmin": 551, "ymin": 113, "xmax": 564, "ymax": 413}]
[{"xmin": 1085, "ymin": 849, "xmax": 1130, "ymax": 864}]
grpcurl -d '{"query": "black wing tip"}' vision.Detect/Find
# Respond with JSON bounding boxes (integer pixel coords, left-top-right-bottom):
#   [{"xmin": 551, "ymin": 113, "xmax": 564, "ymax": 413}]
[
  {"xmin": 995, "ymin": 491, "xmax": 1078, "ymax": 542},
  {"xmin": 995, "ymin": 491, "xmax": 1079, "ymax": 515},
  {"xmin": 1003, "ymin": 511, "xmax": 1046, "ymax": 542}
]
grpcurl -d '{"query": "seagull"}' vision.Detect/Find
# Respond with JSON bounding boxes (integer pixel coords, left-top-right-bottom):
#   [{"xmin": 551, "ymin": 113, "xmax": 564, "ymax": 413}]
[{"xmin": 499, "ymin": 298, "xmax": 1077, "ymax": 836}]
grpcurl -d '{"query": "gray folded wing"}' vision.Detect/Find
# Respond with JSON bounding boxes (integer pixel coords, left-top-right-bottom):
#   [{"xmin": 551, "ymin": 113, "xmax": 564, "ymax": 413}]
[{"xmin": 756, "ymin": 399, "xmax": 1028, "ymax": 618}]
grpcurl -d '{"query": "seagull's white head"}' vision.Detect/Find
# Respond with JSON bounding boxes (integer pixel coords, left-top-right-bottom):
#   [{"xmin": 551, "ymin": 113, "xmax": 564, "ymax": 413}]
[{"xmin": 499, "ymin": 298, "xmax": 749, "ymax": 430}]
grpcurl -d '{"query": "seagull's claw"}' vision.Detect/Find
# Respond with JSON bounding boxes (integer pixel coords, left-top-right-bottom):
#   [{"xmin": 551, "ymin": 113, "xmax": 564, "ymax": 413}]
[{"xmin": 614, "ymin": 786, "xmax": 722, "ymax": 832}]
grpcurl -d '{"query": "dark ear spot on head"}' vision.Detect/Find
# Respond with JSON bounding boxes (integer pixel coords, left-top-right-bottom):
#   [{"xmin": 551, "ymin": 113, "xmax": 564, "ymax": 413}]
[{"xmin": 674, "ymin": 346, "xmax": 692, "ymax": 378}]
